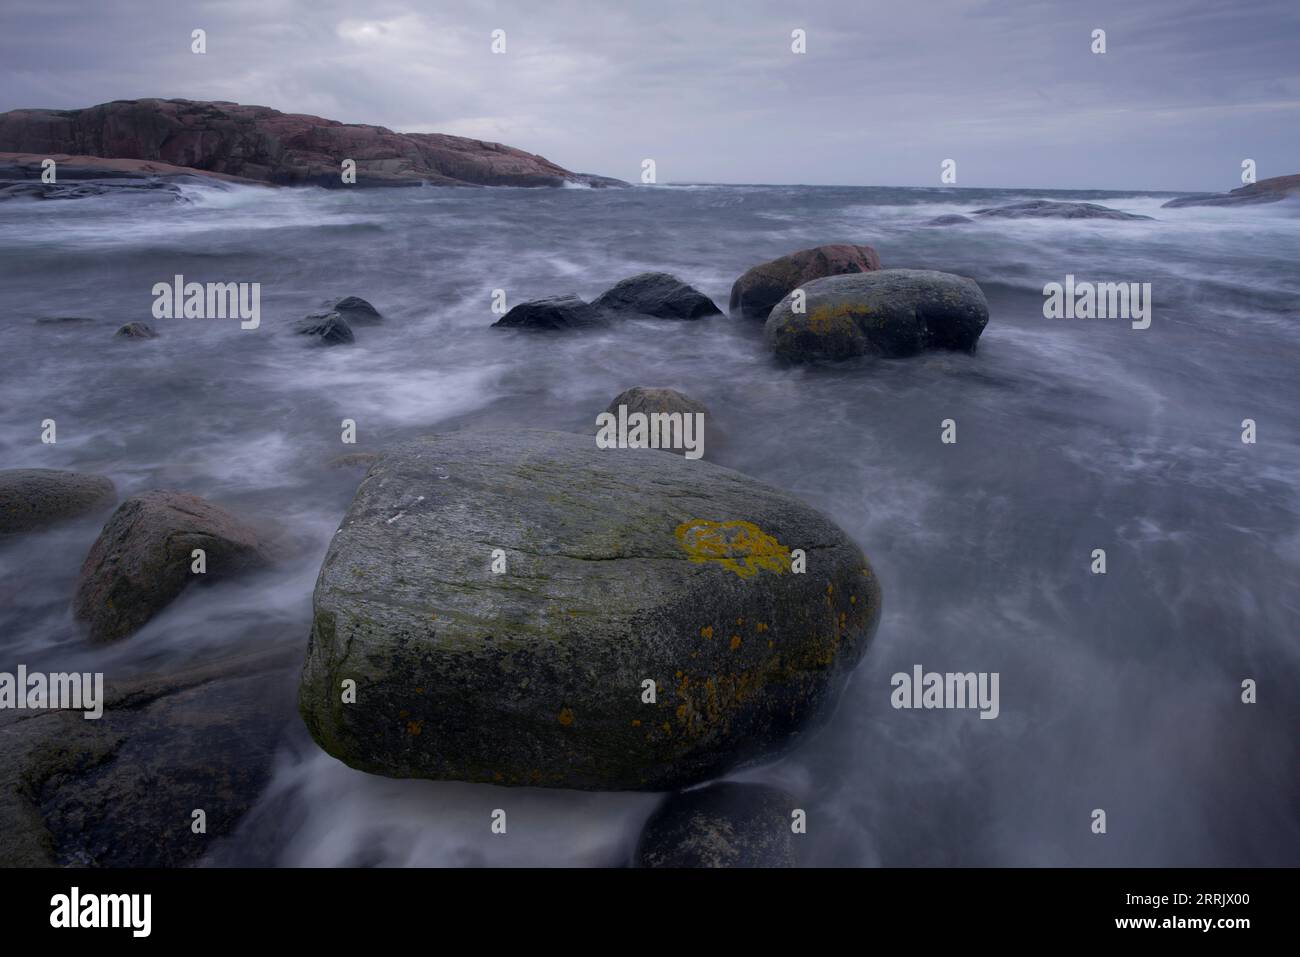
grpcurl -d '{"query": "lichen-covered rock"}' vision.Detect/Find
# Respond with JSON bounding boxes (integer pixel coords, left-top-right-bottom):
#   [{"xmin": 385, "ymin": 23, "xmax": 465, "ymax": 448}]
[
  {"xmin": 600, "ymin": 387, "xmax": 711, "ymax": 457},
  {"xmin": 0, "ymin": 644, "xmax": 299, "ymax": 867},
  {"xmin": 74, "ymin": 490, "xmax": 275, "ymax": 643},
  {"xmin": 591, "ymin": 272, "xmax": 721, "ymax": 320},
  {"xmin": 492, "ymin": 295, "xmax": 606, "ymax": 331},
  {"xmin": 765, "ymin": 269, "xmax": 989, "ymax": 362},
  {"xmin": 634, "ymin": 782, "xmax": 798, "ymax": 867},
  {"xmin": 0, "ymin": 468, "xmax": 116, "ymax": 535},
  {"xmin": 299, "ymin": 429, "xmax": 881, "ymax": 791},
  {"xmin": 295, "ymin": 312, "xmax": 354, "ymax": 345},
  {"xmin": 730, "ymin": 244, "xmax": 882, "ymax": 321}
]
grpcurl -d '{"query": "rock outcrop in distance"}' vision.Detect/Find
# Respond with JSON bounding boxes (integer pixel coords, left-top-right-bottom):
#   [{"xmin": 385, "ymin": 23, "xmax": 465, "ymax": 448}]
[
  {"xmin": 1162, "ymin": 173, "xmax": 1300, "ymax": 208},
  {"xmin": 0, "ymin": 98, "xmax": 627, "ymax": 189}
]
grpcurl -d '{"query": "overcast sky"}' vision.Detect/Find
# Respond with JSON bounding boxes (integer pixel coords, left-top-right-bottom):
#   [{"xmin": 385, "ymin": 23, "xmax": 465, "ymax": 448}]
[{"xmin": 2, "ymin": 0, "xmax": 1297, "ymax": 190}]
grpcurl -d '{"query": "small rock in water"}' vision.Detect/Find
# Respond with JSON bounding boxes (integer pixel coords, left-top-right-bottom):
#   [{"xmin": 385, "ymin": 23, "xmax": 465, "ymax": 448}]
[
  {"xmin": 731, "ymin": 244, "xmax": 882, "ymax": 321},
  {"xmin": 0, "ymin": 468, "xmax": 116, "ymax": 535},
  {"xmin": 295, "ymin": 311, "xmax": 355, "ymax": 345},
  {"xmin": 591, "ymin": 272, "xmax": 721, "ymax": 320},
  {"xmin": 326, "ymin": 296, "xmax": 383, "ymax": 325},
  {"xmin": 298, "ymin": 429, "xmax": 882, "ymax": 791},
  {"xmin": 114, "ymin": 321, "xmax": 158, "ymax": 339},
  {"xmin": 924, "ymin": 214, "xmax": 974, "ymax": 226},
  {"xmin": 492, "ymin": 295, "xmax": 607, "ymax": 331},
  {"xmin": 74, "ymin": 490, "xmax": 276, "ymax": 643},
  {"xmin": 599, "ymin": 387, "xmax": 711, "ymax": 457},
  {"xmin": 765, "ymin": 268, "xmax": 989, "ymax": 362},
  {"xmin": 634, "ymin": 782, "xmax": 799, "ymax": 868}
]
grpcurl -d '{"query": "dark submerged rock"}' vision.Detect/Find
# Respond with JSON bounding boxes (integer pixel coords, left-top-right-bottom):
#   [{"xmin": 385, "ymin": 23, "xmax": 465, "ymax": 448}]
[
  {"xmin": 634, "ymin": 782, "xmax": 799, "ymax": 868},
  {"xmin": 591, "ymin": 272, "xmax": 721, "ymax": 320}
]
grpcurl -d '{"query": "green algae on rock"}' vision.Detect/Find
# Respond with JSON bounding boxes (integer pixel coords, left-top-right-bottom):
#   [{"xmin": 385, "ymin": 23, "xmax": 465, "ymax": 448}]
[{"xmin": 298, "ymin": 429, "xmax": 882, "ymax": 791}]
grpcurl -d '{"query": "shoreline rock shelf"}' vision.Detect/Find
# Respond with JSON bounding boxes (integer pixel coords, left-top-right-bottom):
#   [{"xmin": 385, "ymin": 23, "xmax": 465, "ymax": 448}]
[{"xmin": 298, "ymin": 429, "xmax": 882, "ymax": 792}]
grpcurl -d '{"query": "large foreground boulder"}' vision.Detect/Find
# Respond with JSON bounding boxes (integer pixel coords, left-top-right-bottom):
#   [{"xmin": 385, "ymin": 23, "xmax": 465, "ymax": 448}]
[
  {"xmin": 0, "ymin": 644, "xmax": 298, "ymax": 867},
  {"xmin": 0, "ymin": 469, "xmax": 115, "ymax": 535},
  {"xmin": 591, "ymin": 272, "xmax": 721, "ymax": 320},
  {"xmin": 634, "ymin": 782, "xmax": 798, "ymax": 867},
  {"xmin": 74, "ymin": 490, "xmax": 275, "ymax": 643},
  {"xmin": 730, "ymin": 244, "xmax": 882, "ymax": 320},
  {"xmin": 299, "ymin": 430, "xmax": 881, "ymax": 791},
  {"xmin": 765, "ymin": 269, "xmax": 989, "ymax": 362},
  {"xmin": 493, "ymin": 295, "xmax": 606, "ymax": 331}
]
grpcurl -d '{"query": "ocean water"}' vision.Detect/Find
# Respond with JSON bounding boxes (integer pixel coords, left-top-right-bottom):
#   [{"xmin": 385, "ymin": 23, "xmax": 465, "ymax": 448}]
[{"xmin": 1, "ymin": 182, "xmax": 1297, "ymax": 866}]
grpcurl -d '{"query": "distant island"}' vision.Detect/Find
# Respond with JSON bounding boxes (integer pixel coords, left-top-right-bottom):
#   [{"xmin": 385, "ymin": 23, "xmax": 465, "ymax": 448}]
[{"xmin": 0, "ymin": 97, "xmax": 627, "ymax": 189}]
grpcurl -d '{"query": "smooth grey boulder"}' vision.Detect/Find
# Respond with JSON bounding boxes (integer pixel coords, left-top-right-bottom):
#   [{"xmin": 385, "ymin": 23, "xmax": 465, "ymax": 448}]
[
  {"xmin": 600, "ymin": 387, "xmax": 711, "ymax": 457},
  {"xmin": 0, "ymin": 468, "xmax": 115, "ymax": 535},
  {"xmin": 299, "ymin": 429, "xmax": 881, "ymax": 791},
  {"xmin": 591, "ymin": 272, "xmax": 721, "ymax": 320},
  {"xmin": 295, "ymin": 312, "xmax": 354, "ymax": 345},
  {"xmin": 492, "ymin": 295, "xmax": 606, "ymax": 331},
  {"xmin": 970, "ymin": 200, "xmax": 1152, "ymax": 221},
  {"xmin": 765, "ymin": 269, "xmax": 989, "ymax": 362},
  {"xmin": 634, "ymin": 782, "xmax": 798, "ymax": 868},
  {"xmin": 74, "ymin": 490, "xmax": 275, "ymax": 643}
]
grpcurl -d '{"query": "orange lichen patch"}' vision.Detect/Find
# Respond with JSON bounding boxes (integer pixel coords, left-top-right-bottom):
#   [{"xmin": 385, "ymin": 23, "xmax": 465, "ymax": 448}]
[
  {"xmin": 675, "ymin": 520, "xmax": 792, "ymax": 578},
  {"xmin": 631, "ymin": 719, "xmax": 641, "ymax": 727},
  {"xmin": 406, "ymin": 720, "xmax": 423, "ymax": 736},
  {"xmin": 661, "ymin": 721, "xmax": 672, "ymax": 734},
  {"xmin": 806, "ymin": 302, "xmax": 866, "ymax": 336},
  {"xmin": 700, "ymin": 625, "xmax": 714, "ymax": 639},
  {"xmin": 415, "ymin": 687, "xmax": 424, "ymax": 694},
  {"xmin": 735, "ymin": 617, "xmax": 745, "ymax": 625},
  {"xmin": 756, "ymin": 622, "xmax": 769, "ymax": 633},
  {"xmin": 398, "ymin": 709, "xmax": 409, "ymax": 719},
  {"xmin": 826, "ymin": 583, "xmax": 834, "ymax": 596},
  {"xmin": 768, "ymin": 640, "xmax": 775, "ymax": 649},
  {"xmin": 675, "ymin": 670, "xmax": 683, "ymax": 679},
  {"xmin": 730, "ymin": 635, "xmax": 742, "ymax": 651},
  {"xmin": 558, "ymin": 707, "xmax": 575, "ymax": 726},
  {"xmin": 493, "ymin": 771, "xmax": 504, "ymax": 782}
]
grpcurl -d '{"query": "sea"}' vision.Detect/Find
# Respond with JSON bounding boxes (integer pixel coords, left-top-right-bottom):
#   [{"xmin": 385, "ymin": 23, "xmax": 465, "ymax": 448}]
[{"xmin": 1, "ymin": 181, "xmax": 1297, "ymax": 866}]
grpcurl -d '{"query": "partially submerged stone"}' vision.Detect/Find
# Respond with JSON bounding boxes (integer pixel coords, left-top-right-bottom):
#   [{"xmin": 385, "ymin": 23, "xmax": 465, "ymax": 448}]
[
  {"xmin": 765, "ymin": 269, "xmax": 989, "ymax": 362},
  {"xmin": 634, "ymin": 782, "xmax": 798, "ymax": 867},
  {"xmin": 0, "ymin": 468, "xmax": 115, "ymax": 535}
]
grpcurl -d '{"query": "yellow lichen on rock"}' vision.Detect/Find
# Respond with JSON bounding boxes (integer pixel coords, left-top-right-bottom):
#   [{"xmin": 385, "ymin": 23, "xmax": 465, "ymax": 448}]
[{"xmin": 674, "ymin": 519, "xmax": 793, "ymax": 578}]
